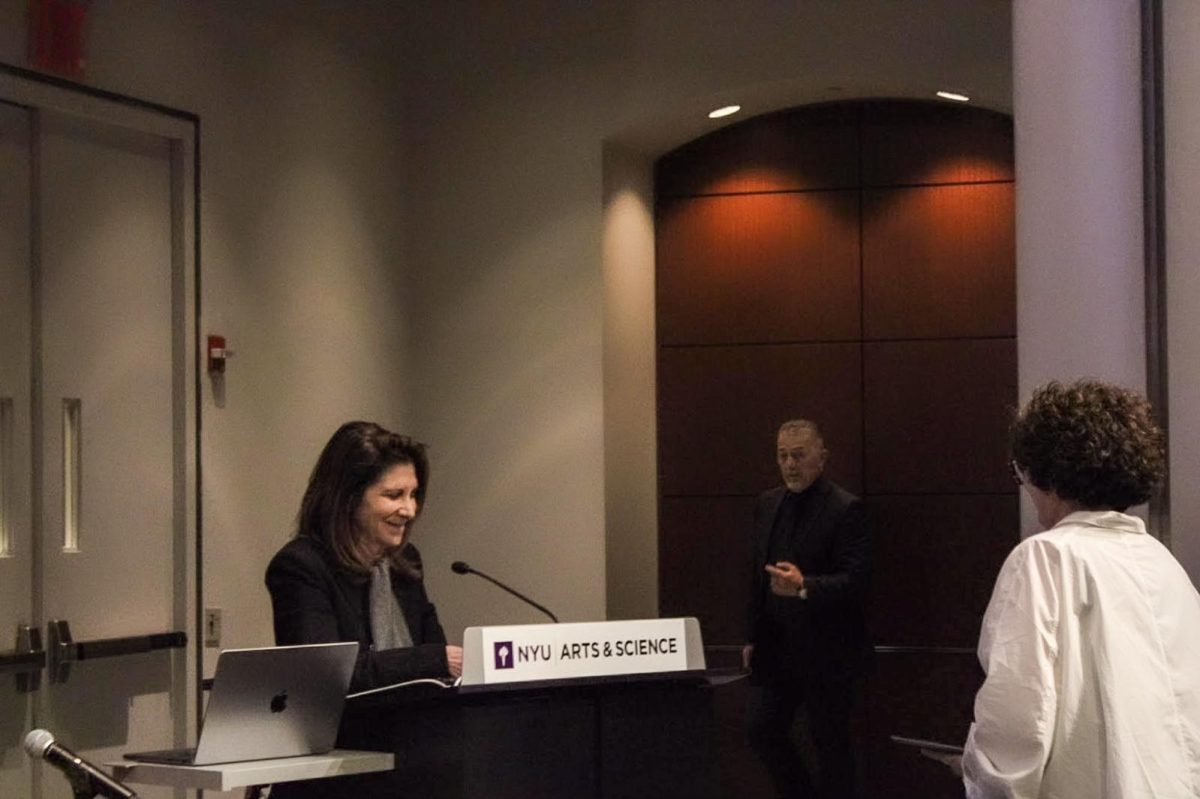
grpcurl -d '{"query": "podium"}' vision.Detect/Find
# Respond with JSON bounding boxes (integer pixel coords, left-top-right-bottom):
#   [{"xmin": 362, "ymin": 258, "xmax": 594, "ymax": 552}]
[
  {"xmin": 112, "ymin": 620, "xmax": 732, "ymax": 799},
  {"xmin": 321, "ymin": 618, "xmax": 727, "ymax": 799}
]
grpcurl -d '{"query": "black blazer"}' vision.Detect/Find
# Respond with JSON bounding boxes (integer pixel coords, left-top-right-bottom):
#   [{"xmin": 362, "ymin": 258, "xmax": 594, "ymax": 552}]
[
  {"xmin": 265, "ymin": 535, "xmax": 449, "ymax": 693},
  {"xmin": 746, "ymin": 477, "xmax": 869, "ymax": 682}
]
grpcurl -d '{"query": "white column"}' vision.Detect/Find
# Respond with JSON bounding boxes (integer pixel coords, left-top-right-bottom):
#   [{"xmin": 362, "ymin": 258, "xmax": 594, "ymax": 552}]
[
  {"xmin": 1013, "ymin": 0, "xmax": 1146, "ymax": 534},
  {"xmin": 1164, "ymin": 0, "xmax": 1200, "ymax": 581},
  {"xmin": 601, "ymin": 142, "xmax": 659, "ymax": 619}
]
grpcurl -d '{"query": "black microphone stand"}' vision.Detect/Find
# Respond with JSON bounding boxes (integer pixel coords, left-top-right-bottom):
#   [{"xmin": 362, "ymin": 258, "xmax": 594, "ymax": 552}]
[
  {"xmin": 453, "ymin": 562, "xmax": 559, "ymax": 622},
  {"xmin": 62, "ymin": 771, "xmax": 137, "ymax": 799},
  {"xmin": 24, "ymin": 729, "xmax": 138, "ymax": 799}
]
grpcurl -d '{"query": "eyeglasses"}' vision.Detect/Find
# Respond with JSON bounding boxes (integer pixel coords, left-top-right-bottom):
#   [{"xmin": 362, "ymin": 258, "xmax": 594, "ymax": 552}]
[{"xmin": 1008, "ymin": 459, "xmax": 1024, "ymax": 486}]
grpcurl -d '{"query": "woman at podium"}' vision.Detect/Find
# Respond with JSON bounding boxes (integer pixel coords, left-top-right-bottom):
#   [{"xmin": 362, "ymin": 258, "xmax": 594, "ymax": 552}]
[
  {"xmin": 265, "ymin": 421, "xmax": 464, "ymax": 798},
  {"xmin": 266, "ymin": 420, "xmax": 463, "ymax": 690}
]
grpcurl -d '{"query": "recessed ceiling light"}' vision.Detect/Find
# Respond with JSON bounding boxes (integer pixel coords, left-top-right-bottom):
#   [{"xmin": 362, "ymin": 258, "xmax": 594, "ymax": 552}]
[
  {"xmin": 708, "ymin": 105, "xmax": 741, "ymax": 119},
  {"xmin": 936, "ymin": 91, "xmax": 970, "ymax": 103}
]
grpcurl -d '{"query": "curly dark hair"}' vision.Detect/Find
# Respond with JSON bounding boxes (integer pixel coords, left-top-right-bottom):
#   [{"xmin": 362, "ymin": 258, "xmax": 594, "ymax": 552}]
[
  {"xmin": 297, "ymin": 421, "xmax": 430, "ymax": 577},
  {"xmin": 1010, "ymin": 380, "xmax": 1165, "ymax": 511}
]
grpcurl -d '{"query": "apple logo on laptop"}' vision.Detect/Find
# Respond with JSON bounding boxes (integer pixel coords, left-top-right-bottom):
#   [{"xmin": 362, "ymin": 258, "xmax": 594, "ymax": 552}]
[{"xmin": 270, "ymin": 690, "xmax": 288, "ymax": 713}]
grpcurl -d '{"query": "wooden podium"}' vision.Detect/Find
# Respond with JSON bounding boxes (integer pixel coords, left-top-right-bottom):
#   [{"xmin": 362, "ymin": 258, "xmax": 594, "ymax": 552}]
[
  {"xmin": 113, "ymin": 620, "xmax": 735, "ymax": 799},
  {"xmin": 324, "ymin": 618, "xmax": 727, "ymax": 799},
  {"xmin": 331, "ymin": 669, "xmax": 727, "ymax": 799}
]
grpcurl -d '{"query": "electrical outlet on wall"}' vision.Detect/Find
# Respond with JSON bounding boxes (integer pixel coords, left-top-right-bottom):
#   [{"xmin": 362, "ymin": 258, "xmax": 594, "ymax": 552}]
[{"xmin": 204, "ymin": 608, "xmax": 222, "ymax": 648}]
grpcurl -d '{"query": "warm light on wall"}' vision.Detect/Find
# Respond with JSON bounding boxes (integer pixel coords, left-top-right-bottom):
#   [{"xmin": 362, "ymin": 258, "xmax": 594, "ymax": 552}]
[
  {"xmin": 936, "ymin": 91, "xmax": 970, "ymax": 102},
  {"xmin": 708, "ymin": 105, "xmax": 741, "ymax": 119}
]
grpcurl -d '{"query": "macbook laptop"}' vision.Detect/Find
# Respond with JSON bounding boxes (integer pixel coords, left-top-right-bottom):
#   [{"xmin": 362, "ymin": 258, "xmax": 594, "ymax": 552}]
[{"xmin": 125, "ymin": 641, "xmax": 358, "ymax": 766}]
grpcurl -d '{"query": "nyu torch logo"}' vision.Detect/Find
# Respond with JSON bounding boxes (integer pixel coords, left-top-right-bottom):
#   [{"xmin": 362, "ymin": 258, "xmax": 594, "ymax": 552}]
[{"xmin": 493, "ymin": 641, "xmax": 514, "ymax": 669}]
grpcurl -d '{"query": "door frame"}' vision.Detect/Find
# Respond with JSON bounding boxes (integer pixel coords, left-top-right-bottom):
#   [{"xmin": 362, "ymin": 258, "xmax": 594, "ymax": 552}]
[{"xmin": 0, "ymin": 60, "xmax": 203, "ymax": 744}]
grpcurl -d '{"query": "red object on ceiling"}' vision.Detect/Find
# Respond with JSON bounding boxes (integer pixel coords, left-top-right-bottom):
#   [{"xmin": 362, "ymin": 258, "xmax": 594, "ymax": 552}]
[{"xmin": 28, "ymin": 0, "xmax": 89, "ymax": 79}]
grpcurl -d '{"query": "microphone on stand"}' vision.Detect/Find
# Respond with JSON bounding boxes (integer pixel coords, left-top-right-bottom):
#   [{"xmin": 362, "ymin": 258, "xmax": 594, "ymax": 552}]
[
  {"xmin": 23, "ymin": 729, "xmax": 138, "ymax": 799},
  {"xmin": 451, "ymin": 560, "xmax": 559, "ymax": 622}
]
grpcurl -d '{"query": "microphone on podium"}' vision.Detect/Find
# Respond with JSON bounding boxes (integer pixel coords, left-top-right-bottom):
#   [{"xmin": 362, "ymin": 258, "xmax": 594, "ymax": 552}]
[
  {"xmin": 24, "ymin": 728, "xmax": 138, "ymax": 798},
  {"xmin": 451, "ymin": 560, "xmax": 559, "ymax": 623}
]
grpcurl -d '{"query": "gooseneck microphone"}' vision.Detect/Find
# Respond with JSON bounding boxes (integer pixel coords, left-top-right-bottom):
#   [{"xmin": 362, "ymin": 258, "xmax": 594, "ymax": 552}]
[
  {"xmin": 23, "ymin": 729, "xmax": 138, "ymax": 798},
  {"xmin": 451, "ymin": 560, "xmax": 559, "ymax": 622}
]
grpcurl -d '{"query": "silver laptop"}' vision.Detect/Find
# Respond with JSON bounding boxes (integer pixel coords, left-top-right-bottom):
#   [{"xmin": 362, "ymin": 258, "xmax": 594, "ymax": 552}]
[{"xmin": 125, "ymin": 642, "xmax": 358, "ymax": 766}]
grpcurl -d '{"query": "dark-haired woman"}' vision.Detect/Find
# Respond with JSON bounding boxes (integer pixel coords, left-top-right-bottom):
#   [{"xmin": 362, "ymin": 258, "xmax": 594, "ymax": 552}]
[
  {"xmin": 266, "ymin": 421, "xmax": 461, "ymax": 688},
  {"xmin": 961, "ymin": 381, "xmax": 1200, "ymax": 798},
  {"xmin": 264, "ymin": 422, "xmax": 463, "ymax": 798}
]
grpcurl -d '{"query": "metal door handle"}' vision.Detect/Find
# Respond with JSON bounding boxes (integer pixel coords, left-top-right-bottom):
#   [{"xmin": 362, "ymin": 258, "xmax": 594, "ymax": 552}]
[
  {"xmin": 0, "ymin": 624, "xmax": 45, "ymax": 692},
  {"xmin": 0, "ymin": 651, "xmax": 44, "ymax": 671},
  {"xmin": 47, "ymin": 620, "xmax": 187, "ymax": 684}
]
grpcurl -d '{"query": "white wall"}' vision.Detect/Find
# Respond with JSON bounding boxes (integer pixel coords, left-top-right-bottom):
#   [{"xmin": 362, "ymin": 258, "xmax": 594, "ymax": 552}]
[
  {"xmin": 0, "ymin": 0, "xmax": 416, "ymax": 666},
  {"xmin": 1165, "ymin": 0, "xmax": 1200, "ymax": 582}
]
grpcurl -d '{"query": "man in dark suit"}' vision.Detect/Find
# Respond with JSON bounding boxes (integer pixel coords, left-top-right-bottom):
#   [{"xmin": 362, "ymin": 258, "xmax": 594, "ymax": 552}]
[{"xmin": 744, "ymin": 419, "xmax": 869, "ymax": 799}]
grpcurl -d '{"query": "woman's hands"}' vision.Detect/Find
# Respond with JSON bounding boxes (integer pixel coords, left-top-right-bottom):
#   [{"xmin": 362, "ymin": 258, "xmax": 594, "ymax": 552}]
[{"xmin": 446, "ymin": 645, "xmax": 464, "ymax": 679}]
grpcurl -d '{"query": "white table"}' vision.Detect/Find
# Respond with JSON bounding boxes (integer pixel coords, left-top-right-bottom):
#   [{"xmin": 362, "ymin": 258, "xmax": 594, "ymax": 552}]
[{"xmin": 108, "ymin": 749, "xmax": 394, "ymax": 792}]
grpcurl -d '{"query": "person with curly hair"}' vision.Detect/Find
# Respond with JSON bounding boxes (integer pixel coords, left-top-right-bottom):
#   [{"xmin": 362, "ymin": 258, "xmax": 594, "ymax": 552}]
[{"xmin": 958, "ymin": 380, "xmax": 1200, "ymax": 798}]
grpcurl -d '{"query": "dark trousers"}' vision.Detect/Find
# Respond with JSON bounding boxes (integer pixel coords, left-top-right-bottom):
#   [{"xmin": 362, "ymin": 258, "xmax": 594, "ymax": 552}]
[{"xmin": 746, "ymin": 674, "xmax": 856, "ymax": 799}]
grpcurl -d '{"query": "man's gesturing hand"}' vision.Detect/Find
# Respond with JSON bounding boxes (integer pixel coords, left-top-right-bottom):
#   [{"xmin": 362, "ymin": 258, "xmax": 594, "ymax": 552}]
[{"xmin": 765, "ymin": 561, "xmax": 806, "ymax": 597}]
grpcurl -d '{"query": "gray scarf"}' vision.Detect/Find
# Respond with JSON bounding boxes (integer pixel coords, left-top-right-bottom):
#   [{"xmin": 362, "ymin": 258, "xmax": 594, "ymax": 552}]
[{"xmin": 369, "ymin": 561, "xmax": 413, "ymax": 649}]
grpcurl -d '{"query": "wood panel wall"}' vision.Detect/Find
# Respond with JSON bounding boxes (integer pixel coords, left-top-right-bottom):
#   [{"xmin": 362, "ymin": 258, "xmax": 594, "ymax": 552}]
[{"xmin": 655, "ymin": 100, "xmax": 1016, "ymax": 799}]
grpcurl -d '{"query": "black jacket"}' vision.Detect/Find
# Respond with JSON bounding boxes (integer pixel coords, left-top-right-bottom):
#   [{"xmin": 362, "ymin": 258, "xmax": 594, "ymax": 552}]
[
  {"xmin": 746, "ymin": 477, "xmax": 870, "ymax": 683},
  {"xmin": 265, "ymin": 535, "xmax": 449, "ymax": 693}
]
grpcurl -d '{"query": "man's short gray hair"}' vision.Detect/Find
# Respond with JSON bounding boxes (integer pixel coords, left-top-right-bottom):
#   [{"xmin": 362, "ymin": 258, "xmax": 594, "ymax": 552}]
[{"xmin": 778, "ymin": 419, "xmax": 823, "ymax": 442}]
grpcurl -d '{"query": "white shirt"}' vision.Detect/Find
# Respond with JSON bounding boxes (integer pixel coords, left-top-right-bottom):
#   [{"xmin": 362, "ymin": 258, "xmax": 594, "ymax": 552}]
[{"xmin": 963, "ymin": 511, "xmax": 1200, "ymax": 799}]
